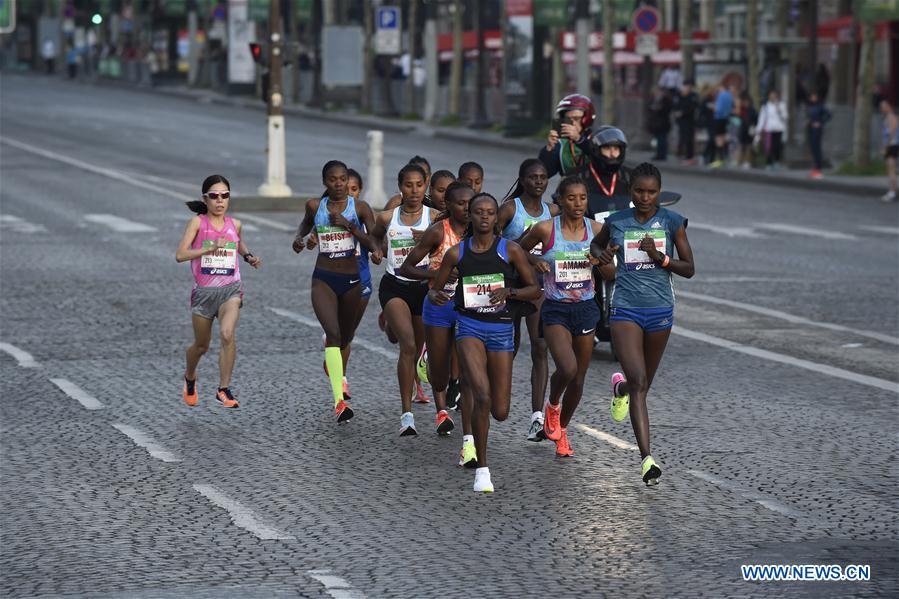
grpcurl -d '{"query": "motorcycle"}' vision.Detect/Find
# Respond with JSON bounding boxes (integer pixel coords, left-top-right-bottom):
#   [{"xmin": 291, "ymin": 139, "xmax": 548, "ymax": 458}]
[{"xmin": 589, "ymin": 190, "xmax": 683, "ymax": 361}]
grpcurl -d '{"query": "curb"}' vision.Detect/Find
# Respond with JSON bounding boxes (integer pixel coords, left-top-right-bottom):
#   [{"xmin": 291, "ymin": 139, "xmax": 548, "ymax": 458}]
[{"xmin": 70, "ymin": 75, "xmax": 888, "ymax": 197}]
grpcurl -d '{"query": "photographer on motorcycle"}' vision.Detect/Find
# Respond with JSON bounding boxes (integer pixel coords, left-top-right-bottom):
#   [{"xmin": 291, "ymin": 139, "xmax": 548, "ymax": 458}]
[{"xmin": 539, "ymin": 94, "xmax": 596, "ymax": 177}]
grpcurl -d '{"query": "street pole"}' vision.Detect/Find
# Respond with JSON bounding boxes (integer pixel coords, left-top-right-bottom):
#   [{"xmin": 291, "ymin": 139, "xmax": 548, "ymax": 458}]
[
  {"xmin": 448, "ymin": 0, "xmax": 463, "ymax": 119},
  {"xmin": 258, "ymin": 0, "xmax": 292, "ymax": 197},
  {"xmin": 746, "ymin": 0, "xmax": 760, "ymax": 109},
  {"xmin": 575, "ymin": 0, "xmax": 590, "ymax": 94},
  {"xmin": 602, "ymin": 0, "xmax": 614, "ymax": 124},
  {"xmin": 852, "ymin": 18, "xmax": 874, "ymax": 168},
  {"xmin": 423, "ymin": 0, "xmax": 438, "ymax": 122},
  {"xmin": 807, "ymin": 0, "xmax": 818, "ymax": 93},
  {"xmin": 678, "ymin": 0, "xmax": 693, "ymax": 83},
  {"xmin": 362, "ymin": 1, "xmax": 373, "ymax": 113},
  {"xmin": 405, "ymin": 0, "xmax": 418, "ymax": 117},
  {"xmin": 367, "ymin": 130, "xmax": 387, "ymax": 209},
  {"xmin": 470, "ymin": 0, "xmax": 490, "ymax": 128},
  {"xmin": 187, "ymin": 0, "xmax": 199, "ymax": 86}
]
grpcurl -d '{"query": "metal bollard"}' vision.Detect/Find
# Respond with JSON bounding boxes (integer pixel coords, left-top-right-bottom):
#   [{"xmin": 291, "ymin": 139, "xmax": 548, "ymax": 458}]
[{"xmin": 367, "ymin": 130, "xmax": 387, "ymax": 210}]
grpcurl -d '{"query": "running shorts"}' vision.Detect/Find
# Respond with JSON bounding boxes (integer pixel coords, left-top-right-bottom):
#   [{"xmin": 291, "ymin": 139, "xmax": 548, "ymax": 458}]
[
  {"xmin": 541, "ymin": 299, "xmax": 600, "ymax": 336},
  {"xmin": 378, "ymin": 273, "xmax": 429, "ymax": 316},
  {"xmin": 422, "ymin": 295, "xmax": 457, "ymax": 328},
  {"xmin": 455, "ymin": 313, "xmax": 514, "ymax": 353},
  {"xmin": 190, "ymin": 281, "xmax": 243, "ymax": 320},
  {"xmin": 609, "ymin": 306, "xmax": 674, "ymax": 332}
]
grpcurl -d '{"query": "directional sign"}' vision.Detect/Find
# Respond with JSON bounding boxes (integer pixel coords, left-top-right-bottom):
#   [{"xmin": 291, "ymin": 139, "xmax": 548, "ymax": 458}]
[
  {"xmin": 375, "ymin": 6, "xmax": 401, "ymax": 55},
  {"xmin": 634, "ymin": 33, "xmax": 658, "ymax": 56},
  {"xmin": 0, "ymin": 0, "xmax": 16, "ymax": 34},
  {"xmin": 632, "ymin": 6, "xmax": 660, "ymax": 35}
]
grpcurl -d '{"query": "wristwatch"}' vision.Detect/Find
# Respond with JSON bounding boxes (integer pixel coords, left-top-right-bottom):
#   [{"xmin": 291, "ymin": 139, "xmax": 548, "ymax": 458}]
[{"xmin": 243, "ymin": 253, "xmax": 254, "ymax": 263}]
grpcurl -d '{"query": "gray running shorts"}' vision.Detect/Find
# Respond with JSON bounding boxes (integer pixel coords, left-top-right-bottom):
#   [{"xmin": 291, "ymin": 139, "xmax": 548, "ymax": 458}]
[{"xmin": 190, "ymin": 281, "xmax": 243, "ymax": 320}]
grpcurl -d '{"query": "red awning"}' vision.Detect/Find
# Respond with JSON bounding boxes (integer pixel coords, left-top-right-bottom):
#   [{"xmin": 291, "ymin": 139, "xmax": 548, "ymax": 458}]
[{"xmin": 816, "ymin": 15, "xmax": 891, "ymax": 43}]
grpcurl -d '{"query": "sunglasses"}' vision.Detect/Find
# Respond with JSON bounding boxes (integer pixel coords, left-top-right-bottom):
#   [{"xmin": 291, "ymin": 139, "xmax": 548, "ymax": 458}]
[{"xmin": 204, "ymin": 191, "xmax": 230, "ymax": 200}]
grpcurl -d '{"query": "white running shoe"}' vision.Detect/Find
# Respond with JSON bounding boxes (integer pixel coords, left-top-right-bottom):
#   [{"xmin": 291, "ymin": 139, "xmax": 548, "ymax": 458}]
[
  {"xmin": 527, "ymin": 412, "xmax": 545, "ymax": 442},
  {"xmin": 399, "ymin": 412, "xmax": 417, "ymax": 436},
  {"xmin": 881, "ymin": 190, "xmax": 897, "ymax": 203},
  {"xmin": 473, "ymin": 467, "xmax": 494, "ymax": 493}
]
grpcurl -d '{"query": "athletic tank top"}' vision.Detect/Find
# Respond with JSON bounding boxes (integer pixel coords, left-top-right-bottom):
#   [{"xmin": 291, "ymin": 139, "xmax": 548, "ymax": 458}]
[
  {"xmin": 502, "ymin": 197, "xmax": 552, "ymax": 255},
  {"xmin": 454, "ymin": 236, "xmax": 513, "ymax": 322},
  {"xmin": 541, "ymin": 216, "xmax": 594, "ymax": 302},
  {"xmin": 883, "ymin": 120, "xmax": 899, "ymax": 146},
  {"xmin": 191, "ymin": 214, "xmax": 241, "ymax": 288},
  {"xmin": 386, "ymin": 206, "xmax": 431, "ymax": 280},
  {"xmin": 429, "ymin": 219, "xmax": 462, "ymax": 293},
  {"xmin": 314, "ymin": 196, "xmax": 361, "ymax": 259}
]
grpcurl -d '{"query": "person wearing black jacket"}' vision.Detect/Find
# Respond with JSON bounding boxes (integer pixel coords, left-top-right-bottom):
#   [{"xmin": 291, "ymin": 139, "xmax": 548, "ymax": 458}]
[
  {"xmin": 647, "ymin": 86, "xmax": 673, "ymax": 161},
  {"xmin": 570, "ymin": 126, "xmax": 632, "ymax": 221},
  {"xmin": 673, "ymin": 80, "xmax": 699, "ymax": 163}
]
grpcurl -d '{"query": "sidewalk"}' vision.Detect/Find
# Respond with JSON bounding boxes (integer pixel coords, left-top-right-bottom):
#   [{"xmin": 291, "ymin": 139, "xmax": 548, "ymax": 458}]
[{"xmin": 91, "ymin": 76, "xmax": 889, "ymax": 198}]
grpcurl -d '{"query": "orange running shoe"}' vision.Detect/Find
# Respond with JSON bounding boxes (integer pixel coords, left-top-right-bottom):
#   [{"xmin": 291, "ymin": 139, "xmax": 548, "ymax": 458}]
[
  {"xmin": 543, "ymin": 402, "xmax": 562, "ymax": 441},
  {"xmin": 183, "ymin": 378, "xmax": 198, "ymax": 407},
  {"xmin": 414, "ymin": 381, "xmax": 431, "ymax": 403},
  {"xmin": 555, "ymin": 427, "xmax": 574, "ymax": 457},
  {"xmin": 436, "ymin": 409, "xmax": 455, "ymax": 435},
  {"xmin": 335, "ymin": 399, "xmax": 354, "ymax": 423},
  {"xmin": 342, "ymin": 378, "xmax": 351, "ymax": 400},
  {"xmin": 215, "ymin": 387, "xmax": 239, "ymax": 409}
]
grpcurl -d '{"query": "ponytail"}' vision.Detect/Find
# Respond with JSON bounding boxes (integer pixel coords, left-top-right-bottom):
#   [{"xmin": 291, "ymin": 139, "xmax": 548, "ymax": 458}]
[{"xmin": 188, "ymin": 174, "xmax": 231, "ymax": 214}]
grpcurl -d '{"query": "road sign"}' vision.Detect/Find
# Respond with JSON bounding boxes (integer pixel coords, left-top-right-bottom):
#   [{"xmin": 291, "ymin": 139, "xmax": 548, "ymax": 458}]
[
  {"xmin": 632, "ymin": 6, "xmax": 660, "ymax": 35},
  {"xmin": 634, "ymin": 33, "xmax": 658, "ymax": 56},
  {"xmin": 375, "ymin": 6, "xmax": 401, "ymax": 55},
  {"xmin": 0, "ymin": 0, "xmax": 17, "ymax": 34}
]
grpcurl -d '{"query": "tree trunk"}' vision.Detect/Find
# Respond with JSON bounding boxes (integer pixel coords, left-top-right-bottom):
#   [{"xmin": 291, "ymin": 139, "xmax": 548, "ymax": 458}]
[
  {"xmin": 406, "ymin": 0, "xmax": 418, "ymax": 116},
  {"xmin": 448, "ymin": 0, "xmax": 463, "ymax": 118},
  {"xmin": 678, "ymin": 0, "xmax": 693, "ymax": 83},
  {"xmin": 602, "ymin": 0, "xmax": 614, "ymax": 124},
  {"xmin": 551, "ymin": 26, "xmax": 564, "ymax": 108},
  {"xmin": 746, "ymin": 0, "xmax": 760, "ymax": 109},
  {"xmin": 852, "ymin": 19, "xmax": 874, "ymax": 167}
]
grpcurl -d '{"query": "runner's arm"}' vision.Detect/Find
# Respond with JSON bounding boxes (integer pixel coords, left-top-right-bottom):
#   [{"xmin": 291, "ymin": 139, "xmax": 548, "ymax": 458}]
[
  {"xmin": 505, "ymin": 243, "xmax": 541, "ymax": 302},
  {"xmin": 398, "ymin": 224, "xmax": 442, "ymax": 281},
  {"xmin": 427, "ymin": 245, "xmax": 460, "ymax": 306},
  {"xmin": 667, "ymin": 225, "xmax": 695, "ymax": 278},
  {"xmin": 233, "ymin": 220, "xmax": 261, "ymax": 268},
  {"xmin": 292, "ymin": 200, "xmax": 318, "ymax": 252},
  {"xmin": 175, "ymin": 217, "xmax": 210, "ymax": 262},
  {"xmin": 354, "ymin": 201, "xmax": 383, "ymax": 257}
]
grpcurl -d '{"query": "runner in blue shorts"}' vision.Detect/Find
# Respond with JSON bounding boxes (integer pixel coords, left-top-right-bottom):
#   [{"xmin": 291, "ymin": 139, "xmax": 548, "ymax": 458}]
[
  {"xmin": 429, "ymin": 193, "xmax": 541, "ymax": 493},
  {"xmin": 590, "ymin": 162, "xmax": 695, "ymax": 485},
  {"xmin": 521, "ymin": 175, "xmax": 603, "ymax": 458}
]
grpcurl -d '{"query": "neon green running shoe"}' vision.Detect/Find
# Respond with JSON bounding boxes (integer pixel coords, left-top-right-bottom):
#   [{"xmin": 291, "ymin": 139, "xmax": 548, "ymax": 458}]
[
  {"xmin": 416, "ymin": 345, "xmax": 429, "ymax": 384},
  {"xmin": 641, "ymin": 455, "xmax": 662, "ymax": 486},
  {"xmin": 610, "ymin": 372, "xmax": 630, "ymax": 422},
  {"xmin": 458, "ymin": 440, "xmax": 478, "ymax": 469}
]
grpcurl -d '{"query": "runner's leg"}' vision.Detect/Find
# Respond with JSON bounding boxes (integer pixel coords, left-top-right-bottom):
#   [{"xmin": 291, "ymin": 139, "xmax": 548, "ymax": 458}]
[
  {"xmin": 216, "ymin": 297, "xmax": 242, "ymax": 388},
  {"xmin": 384, "ymin": 298, "xmax": 417, "ymax": 414},
  {"xmin": 611, "ymin": 321, "xmax": 651, "ymax": 457},
  {"xmin": 185, "ymin": 314, "xmax": 213, "ymax": 381},
  {"xmin": 456, "ymin": 338, "xmax": 491, "ymax": 466},
  {"xmin": 559, "ymin": 333, "xmax": 594, "ymax": 428}
]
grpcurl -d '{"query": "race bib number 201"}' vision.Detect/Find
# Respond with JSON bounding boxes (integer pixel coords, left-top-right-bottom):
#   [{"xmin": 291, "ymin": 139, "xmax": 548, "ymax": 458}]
[
  {"xmin": 462, "ymin": 273, "xmax": 504, "ymax": 312},
  {"xmin": 624, "ymin": 230, "xmax": 666, "ymax": 271},
  {"xmin": 554, "ymin": 250, "xmax": 591, "ymax": 289}
]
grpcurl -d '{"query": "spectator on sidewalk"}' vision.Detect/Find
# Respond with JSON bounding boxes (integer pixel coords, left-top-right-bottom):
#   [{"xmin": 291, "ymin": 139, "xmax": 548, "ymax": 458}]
[
  {"xmin": 698, "ymin": 84, "xmax": 716, "ymax": 165},
  {"xmin": 881, "ymin": 99, "xmax": 898, "ymax": 202},
  {"xmin": 709, "ymin": 83, "xmax": 734, "ymax": 168},
  {"xmin": 648, "ymin": 86, "xmax": 672, "ymax": 161},
  {"xmin": 66, "ymin": 44, "xmax": 79, "ymax": 79},
  {"xmin": 736, "ymin": 91, "xmax": 757, "ymax": 169},
  {"xmin": 755, "ymin": 89, "xmax": 788, "ymax": 170},
  {"xmin": 673, "ymin": 80, "xmax": 698, "ymax": 164},
  {"xmin": 42, "ymin": 38, "xmax": 56, "ymax": 74},
  {"xmin": 805, "ymin": 91, "xmax": 831, "ymax": 179}
]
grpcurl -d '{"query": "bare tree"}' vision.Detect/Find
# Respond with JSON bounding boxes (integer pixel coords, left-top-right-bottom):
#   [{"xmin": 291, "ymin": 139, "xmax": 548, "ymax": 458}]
[
  {"xmin": 448, "ymin": 0, "xmax": 463, "ymax": 119},
  {"xmin": 852, "ymin": 18, "xmax": 875, "ymax": 167}
]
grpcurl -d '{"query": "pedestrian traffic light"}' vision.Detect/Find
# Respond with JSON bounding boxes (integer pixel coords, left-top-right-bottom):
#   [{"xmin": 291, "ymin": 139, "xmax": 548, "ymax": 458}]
[{"xmin": 249, "ymin": 43, "xmax": 265, "ymax": 65}]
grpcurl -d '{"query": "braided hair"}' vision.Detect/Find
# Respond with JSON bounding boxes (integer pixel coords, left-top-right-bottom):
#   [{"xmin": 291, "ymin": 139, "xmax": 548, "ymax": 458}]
[
  {"xmin": 463, "ymin": 192, "xmax": 501, "ymax": 238},
  {"xmin": 502, "ymin": 158, "xmax": 547, "ymax": 202},
  {"xmin": 554, "ymin": 174, "xmax": 587, "ymax": 201},
  {"xmin": 630, "ymin": 162, "xmax": 662, "ymax": 187}
]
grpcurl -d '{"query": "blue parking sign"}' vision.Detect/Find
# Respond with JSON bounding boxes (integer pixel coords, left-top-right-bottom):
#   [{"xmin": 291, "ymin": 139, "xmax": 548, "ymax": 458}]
[{"xmin": 377, "ymin": 6, "xmax": 399, "ymax": 30}]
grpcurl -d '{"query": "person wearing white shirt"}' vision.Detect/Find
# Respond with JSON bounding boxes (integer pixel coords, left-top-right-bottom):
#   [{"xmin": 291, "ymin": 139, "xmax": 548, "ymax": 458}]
[{"xmin": 754, "ymin": 90, "xmax": 788, "ymax": 170}]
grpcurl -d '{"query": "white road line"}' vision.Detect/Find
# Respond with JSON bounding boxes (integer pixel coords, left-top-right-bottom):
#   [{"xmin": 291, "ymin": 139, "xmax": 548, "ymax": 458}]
[
  {"xmin": 688, "ymin": 470, "xmax": 801, "ymax": 518},
  {"xmin": 307, "ymin": 570, "xmax": 366, "ymax": 599},
  {"xmin": 756, "ymin": 222, "xmax": 857, "ymax": 241},
  {"xmin": 678, "ymin": 290, "xmax": 899, "ymax": 346},
  {"xmin": 193, "ymin": 484, "xmax": 295, "ymax": 541},
  {"xmin": 84, "ymin": 214, "xmax": 158, "ymax": 233},
  {"xmin": 270, "ymin": 307, "xmax": 399, "ymax": 359},
  {"xmin": 673, "ymin": 326, "xmax": 899, "ymax": 394},
  {"xmin": 859, "ymin": 225, "xmax": 899, "ymax": 235},
  {"xmin": 49, "ymin": 378, "xmax": 105, "ymax": 410},
  {"xmin": 1, "ymin": 137, "xmax": 189, "ymax": 201},
  {"xmin": 687, "ymin": 222, "xmax": 766, "ymax": 238},
  {"xmin": 234, "ymin": 212, "xmax": 296, "ymax": 232},
  {"xmin": 574, "ymin": 423, "xmax": 638, "ymax": 451},
  {"xmin": 0, "ymin": 214, "xmax": 47, "ymax": 233},
  {"xmin": 0, "ymin": 342, "xmax": 40, "ymax": 368},
  {"xmin": 111, "ymin": 423, "xmax": 181, "ymax": 463}
]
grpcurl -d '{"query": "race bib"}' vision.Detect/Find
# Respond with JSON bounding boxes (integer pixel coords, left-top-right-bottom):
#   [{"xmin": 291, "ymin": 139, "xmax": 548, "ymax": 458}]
[
  {"xmin": 624, "ymin": 230, "xmax": 666, "ymax": 271},
  {"xmin": 462, "ymin": 273, "xmax": 504, "ymax": 312},
  {"xmin": 317, "ymin": 225, "xmax": 355, "ymax": 258},
  {"xmin": 200, "ymin": 241, "xmax": 237, "ymax": 276},
  {"xmin": 594, "ymin": 211, "xmax": 612, "ymax": 224},
  {"xmin": 524, "ymin": 218, "xmax": 543, "ymax": 255},
  {"xmin": 554, "ymin": 250, "xmax": 591, "ymax": 290},
  {"xmin": 390, "ymin": 237, "xmax": 428, "ymax": 270}
]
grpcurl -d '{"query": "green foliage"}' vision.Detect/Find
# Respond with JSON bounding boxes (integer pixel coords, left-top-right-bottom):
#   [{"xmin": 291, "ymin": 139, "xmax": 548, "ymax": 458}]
[{"xmin": 835, "ymin": 159, "xmax": 886, "ymax": 176}]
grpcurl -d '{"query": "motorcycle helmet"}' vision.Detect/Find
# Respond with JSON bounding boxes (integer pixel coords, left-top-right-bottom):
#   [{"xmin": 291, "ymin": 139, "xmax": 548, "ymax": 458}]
[
  {"xmin": 590, "ymin": 126, "xmax": 628, "ymax": 173},
  {"xmin": 555, "ymin": 93, "xmax": 595, "ymax": 130}
]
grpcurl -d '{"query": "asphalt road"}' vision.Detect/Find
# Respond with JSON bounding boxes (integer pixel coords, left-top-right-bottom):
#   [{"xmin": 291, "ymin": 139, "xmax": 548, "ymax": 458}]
[{"xmin": 1, "ymin": 73, "xmax": 898, "ymax": 598}]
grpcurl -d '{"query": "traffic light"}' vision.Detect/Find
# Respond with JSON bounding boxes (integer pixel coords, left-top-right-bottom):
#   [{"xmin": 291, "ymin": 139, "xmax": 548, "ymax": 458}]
[
  {"xmin": 91, "ymin": 13, "xmax": 103, "ymax": 25},
  {"xmin": 249, "ymin": 43, "xmax": 265, "ymax": 65}
]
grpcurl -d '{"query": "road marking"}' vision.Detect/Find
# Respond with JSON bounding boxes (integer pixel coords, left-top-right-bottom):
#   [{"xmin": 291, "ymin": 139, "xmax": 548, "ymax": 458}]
[
  {"xmin": 0, "ymin": 342, "xmax": 40, "ymax": 368},
  {"xmin": 688, "ymin": 470, "xmax": 801, "ymax": 518},
  {"xmin": 859, "ymin": 225, "xmax": 899, "ymax": 235},
  {"xmin": 575, "ymin": 423, "xmax": 638, "ymax": 451},
  {"xmin": 673, "ymin": 326, "xmax": 899, "ymax": 394},
  {"xmin": 193, "ymin": 484, "xmax": 296, "ymax": 541},
  {"xmin": 270, "ymin": 307, "xmax": 399, "ymax": 359},
  {"xmin": 687, "ymin": 222, "xmax": 766, "ymax": 238},
  {"xmin": 678, "ymin": 290, "xmax": 899, "ymax": 346},
  {"xmin": 307, "ymin": 570, "xmax": 366, "ymax": 599},
  {"xmin": 234, "ymin": 212, "xmax": 296, "ymax": 232},
  {"xmin": 49, "ymin": 378, "xmax": 105, "ymax": 410},
  {"xmin": 1, "ymin": 137, "xmax": 189, "ymax": 201},
  {"xmin": 111, "ymin": 423, "xmax": 181, "ymax": 463},
  {"xmin": 84, "ymin": 214, "xmax": 158, "ymax": 233},
  {"xmin": 756, "ymin": 222, "xmax": 857, "ymax": 241},
  {"xmin": 0, "ymin": 214, "xmax": 47, "ymax": 233}
]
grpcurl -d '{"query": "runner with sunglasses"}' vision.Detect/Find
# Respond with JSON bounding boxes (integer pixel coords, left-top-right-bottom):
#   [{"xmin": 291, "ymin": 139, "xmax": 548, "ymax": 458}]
[
  {"xmin": 293, "ymin": 161, "xmax": 382, "ymax": 423},
  {"xmin": 176, "ymin": 175, "xmax": 261, "ymax": 409},
  {"xmin": 429, "ymin": 193, "xmax": 541, "ymax": 493}
]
